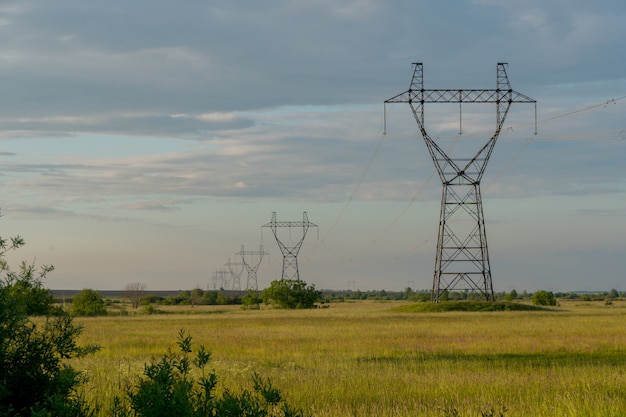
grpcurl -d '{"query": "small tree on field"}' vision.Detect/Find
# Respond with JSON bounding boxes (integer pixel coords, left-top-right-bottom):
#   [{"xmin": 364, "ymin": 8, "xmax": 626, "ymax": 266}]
[
  {"xmin": 124, "ymin": 282, "xmax": 147, "ymax": 308},
  {"xmin": 242, "ymin": 289, "xmax": 262, "ymax": 310},
  {"xmin": 607, "ymin": 288, "xmax": 619, "ymax": 300},
  {"xmin": 262, "ymin": 279, "xmax": 321, "ymax": 309},
  {"xmin": 71, "ymin": 288, "xmax": 108, "ymax": 316},
  {"xmin": 505, "ymin": 289, "xmax": 518, "ymax": 302},
  {"xmin": 532, "ymin": 290, "xmax": 557, "ymax": 306},
  {"xmin": 190, "ymin": 287, "xmax": 204, "ymax": 306}
]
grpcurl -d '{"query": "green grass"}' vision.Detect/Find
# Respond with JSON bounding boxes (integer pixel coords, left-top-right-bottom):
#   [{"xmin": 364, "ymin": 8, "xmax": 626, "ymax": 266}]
[
  {"xmin": 70, "ymin": 300, "xmax": 626, "ymax": 417},
  {"xmin": 392, "ymin": 300, "xmax": 553, "ymax": 312}
]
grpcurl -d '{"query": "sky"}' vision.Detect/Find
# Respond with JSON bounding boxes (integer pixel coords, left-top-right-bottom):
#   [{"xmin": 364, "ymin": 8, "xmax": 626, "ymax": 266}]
[{"xmin": 1, "ymin": 0, "xmax": 625, "ymax": 293}]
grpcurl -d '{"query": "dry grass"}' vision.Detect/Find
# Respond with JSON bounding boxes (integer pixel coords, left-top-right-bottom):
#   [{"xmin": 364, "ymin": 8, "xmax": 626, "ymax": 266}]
[{"xmin": 71, "ymin": 300, "xmax": 626, "ymax": 416}]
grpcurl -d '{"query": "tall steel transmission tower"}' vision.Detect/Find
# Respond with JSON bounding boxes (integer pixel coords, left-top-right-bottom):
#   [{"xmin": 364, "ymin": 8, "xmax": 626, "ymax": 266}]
[
  {"xmin": 238, "ymin": 245, "xmax": 267, "ymax": 291},
  {"xmin": 262, "ymin": 212, "xmax": 318, "ymax": 281},
  {"xmin": 385, "ymin": 63, "xmax": 535, "ymax": 302}
]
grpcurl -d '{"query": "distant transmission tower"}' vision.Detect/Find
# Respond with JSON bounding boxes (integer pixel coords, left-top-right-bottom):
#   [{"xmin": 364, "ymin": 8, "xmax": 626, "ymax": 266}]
[
  {"xmin": 385, "ymin": 63, "xmax": 535, "ymax": 302},
  {"xmin": 226, "ymin": 257, "xmax": 245, "ymax": 291},
  {"xmin": 238, "ymin": 245, "xmax": 267, "ymax": 291},
  {"xmin": 262, "ymin": 212, "xmax": 318, "ymax": 281},
  {"xmin": 211, "ymin": 268, "xmax": 230, "ymax": 290}
]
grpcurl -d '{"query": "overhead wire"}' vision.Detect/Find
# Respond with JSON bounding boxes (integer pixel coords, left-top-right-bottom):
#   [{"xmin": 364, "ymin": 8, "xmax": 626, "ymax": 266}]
[
  {"xmin": 310, "ymin": 130, "xmax": 387, "ymax": 263},
  {"xmin": 537, "ymin": 95, "xmax": 626, "ymax": 125},
  {"xmin": 320, "ymin": 131, "xmax": 387, "ymax": 240}
]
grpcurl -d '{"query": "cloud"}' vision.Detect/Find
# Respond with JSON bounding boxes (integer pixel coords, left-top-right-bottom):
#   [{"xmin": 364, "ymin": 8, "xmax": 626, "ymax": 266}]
[
  {"xmin": 0, "ymin": 112, "xmax": 255, "ymax": 139},
  {"xmin": 1, "ymin": 0, "xmax": 625, "ymax": 292},
  {"xmin": 120, "ymin": 199, "xmax": 182, "ymax": 212}
]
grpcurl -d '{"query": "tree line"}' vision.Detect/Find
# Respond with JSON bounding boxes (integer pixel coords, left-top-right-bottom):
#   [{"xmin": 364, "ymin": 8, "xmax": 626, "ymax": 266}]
[{"xmin": 56, "ymin": 285, "xmax": 624, "ymax": 316}]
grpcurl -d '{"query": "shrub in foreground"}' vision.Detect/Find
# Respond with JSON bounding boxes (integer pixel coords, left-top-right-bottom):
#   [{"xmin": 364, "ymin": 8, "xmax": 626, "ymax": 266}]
[
  {"xmin": 111, "ymin": 330, "xmax": 309, "ymax": 417},
  {"xmin": 1, "ymin": 220, "xmax": 99, "ymax": 416}
]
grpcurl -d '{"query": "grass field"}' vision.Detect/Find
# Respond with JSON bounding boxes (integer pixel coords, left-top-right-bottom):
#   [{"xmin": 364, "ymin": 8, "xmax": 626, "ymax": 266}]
[{"xmin": 71, "ymin": 300, "xmax": 626, "ymax": 417}]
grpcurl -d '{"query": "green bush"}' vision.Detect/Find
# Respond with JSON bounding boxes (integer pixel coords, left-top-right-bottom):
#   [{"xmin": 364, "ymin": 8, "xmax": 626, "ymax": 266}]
[
  {"xmin": 504, "ymin": 289, "xmax": 518, "ymax": 302},
  {"xmin": 242, "ymin": 289, "xmax": 262, "ymax": 310},
  {"xmin": 531, "ymin": 290, "xmax": 557, "ymax": 306},
  {"xmin": 393, "ymin": 301, "xmax": 552, "ymax": 313},
  {"xmin": 71, "ymin": 288, "xmax": 108, "ymax": 316},
  {"xmin": 111, "ymin": 330, "xmax": 309, "ymax": 417},
  {"xmin": 1, "ymin": 216, "xmax": 99, "ymax": 416},
  {"xmin": 140, "ymin": 304, "xmax": 162, "ymax": 315},
  {"xmin": 262, "ymin": 279, "xmax": 321, "ymax": 309},
  {"xmin": 3, "ymin": 260, "xmax": 58, "ymax": 316}
]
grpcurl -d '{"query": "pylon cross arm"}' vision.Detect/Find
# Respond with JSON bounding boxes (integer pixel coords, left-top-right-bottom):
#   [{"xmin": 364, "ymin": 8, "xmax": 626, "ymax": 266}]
[
  {"xmin": 262, "ymin": 221, "xmax": 318, "ymax": 228},
  {"xmin": 385, "ymin": 88, "xmax": 535, "ymax": 104}
]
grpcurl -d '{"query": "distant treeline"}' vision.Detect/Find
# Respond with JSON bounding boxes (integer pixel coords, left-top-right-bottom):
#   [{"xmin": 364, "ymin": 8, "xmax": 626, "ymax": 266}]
[{"xmin": 54, "ymin": 287, "xmax": 623, "ymax": 307}]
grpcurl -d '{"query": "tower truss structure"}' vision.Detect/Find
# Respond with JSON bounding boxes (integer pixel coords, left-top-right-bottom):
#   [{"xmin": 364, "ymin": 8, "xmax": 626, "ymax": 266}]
[
  {"xmin": 211, "ymin": 268, "xmax": 230, "ymax": 291},
  {"xmin": 238, "ymin": 245, "xmax": 267, "ymax": 291},
  {"xmin": 385, "ymin": 63, "xmax": 535, "ymax": 302},
  {"xmin": 262, "ymin": 212, "xmax": 318, "ymax": 281},
  {"xmin": 226, "ymin": 257, "xmax": 245, "ymax": 291}
]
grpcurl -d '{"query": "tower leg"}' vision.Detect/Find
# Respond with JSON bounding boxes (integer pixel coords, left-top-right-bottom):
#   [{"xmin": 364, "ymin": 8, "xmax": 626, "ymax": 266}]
[
  {"xmin": 432, "ymin": 182, "xmax": 494, "ymax": 302},
  {"xmin": 281, "ymin": 252, "xmax": 300, "ymax": 280},
  {"xmin": 246, "ymin": 270, "xmax": 258, "ymax": 291}
]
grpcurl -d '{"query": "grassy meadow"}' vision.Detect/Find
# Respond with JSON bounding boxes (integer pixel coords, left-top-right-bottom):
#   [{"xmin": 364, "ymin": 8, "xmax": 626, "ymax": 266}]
[{"xmin": 70, "ymin": 300, "xmax": 626, "ymax": 417}]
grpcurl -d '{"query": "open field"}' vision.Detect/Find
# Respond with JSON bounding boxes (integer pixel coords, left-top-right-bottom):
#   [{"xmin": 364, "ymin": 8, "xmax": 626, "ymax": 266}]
[{"xmin": 70, "ymin": 300, "xmax": 626, "ymax": 417}]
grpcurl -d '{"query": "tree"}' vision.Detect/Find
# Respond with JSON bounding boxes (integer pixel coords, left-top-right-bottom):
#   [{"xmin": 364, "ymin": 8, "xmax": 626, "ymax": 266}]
[
  {"xmin": 505, "ymin": 289, "xmax": 518, "ymax": 302},
  {"xmin": 262, "ymin": 279, "xmax": 321, "ymax": 309},
  {"xmin": 532, "ymin": 290, "xmax": 557, "ymax": 306},
  {"xmin": 242, "ymin": 289, "xmax": 262, "ymax": 310},
  {"xmin": 190, "ymin": 287, "xmax": 204, "ymax": 306},
  {"xmin": 1, "ymin": 231, "xmax": 54, "ymax": 315},
  {"xmin": 124, "ymin": 282, "xmax": 147, "ymax": 309},
  {"xmin": 3, "ymin": 259, "xmax": 58, "ymax": 315},
  {"xmin": 607, "ymin": 288, "xmax": 619, "ymax": 300},
  {"xmin": 216, "ymin": 292, "xmax": 229, "ymax": 305},
  {"xmin": 1, "ymin": 212, "xmax": 99, "ymax": 415},
  {"xmin": 71, "ymin": 288, "xmax": 108, "ymax": 316},
  {"xmin": 202, "ymin": 290, "xmax": 218, "ymax": 305}
]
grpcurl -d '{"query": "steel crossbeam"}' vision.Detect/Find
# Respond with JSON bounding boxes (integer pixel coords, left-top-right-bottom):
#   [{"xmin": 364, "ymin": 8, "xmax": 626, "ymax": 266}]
[{"xmin": 385, "ymin": 88, "xmax": 535, "ymax": 104}]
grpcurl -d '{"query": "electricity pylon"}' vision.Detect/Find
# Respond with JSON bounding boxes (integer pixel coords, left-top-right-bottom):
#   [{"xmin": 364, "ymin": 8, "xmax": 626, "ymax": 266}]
[
  {"xmin": 385, "ymin": 63, "xmax": 535, "ymax": 302},
  {"xmin": 226, "ymin": 257, "xmax": 245, "ymax": 291},
  {"xmin": 211, "ymin": 268, "xmax": 230, "ymax": 290},
  {"xmin": 238, "ymin": 245, "xmax": 267, "ymax": 291},
  {"xmin": 262, "ymin": 212, "xmax": 318, "ymax": 281}
]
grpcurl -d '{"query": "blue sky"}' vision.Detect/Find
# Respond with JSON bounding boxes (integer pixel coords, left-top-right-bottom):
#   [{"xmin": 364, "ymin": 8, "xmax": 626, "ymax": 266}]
[{"xmin": 1, "ymin": 0, "xmax": 624, "ymax": 292}]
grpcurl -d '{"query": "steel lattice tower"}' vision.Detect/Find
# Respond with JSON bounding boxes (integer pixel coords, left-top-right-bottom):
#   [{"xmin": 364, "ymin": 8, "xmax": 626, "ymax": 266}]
[
  {"xmin": 226, "ymin": 258, "xmax": 245, "ymax": 291},
  {"xmin": 238, "ymin": 245, "xmax": 267, "ymax": 291},
  {"xmin": 211, "ymin": 268, "xmax": 230, "ymax": 290},
  {"xmin": 262, "ymin": 212, "xmax": 318, "ymax": 281},
  {"xmin": 385, "ymin": 63, "xmax": 535, "ymax": 302}
]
